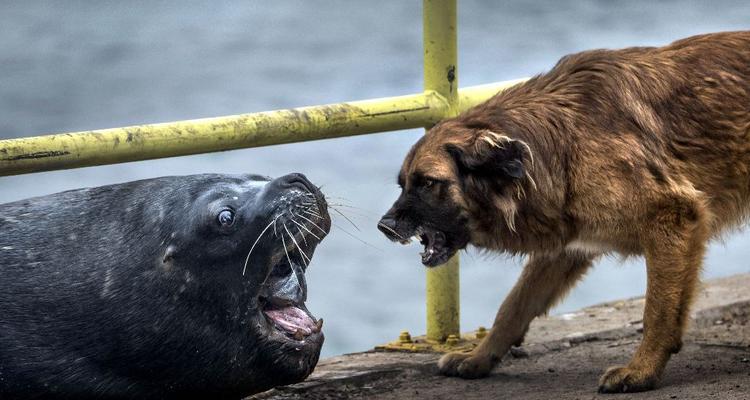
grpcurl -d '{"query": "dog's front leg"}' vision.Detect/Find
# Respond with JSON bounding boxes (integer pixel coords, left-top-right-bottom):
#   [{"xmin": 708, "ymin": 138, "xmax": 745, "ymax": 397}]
[{"xmin": 438, "ymin": 250, "xmax": 594, "ymax": 378}]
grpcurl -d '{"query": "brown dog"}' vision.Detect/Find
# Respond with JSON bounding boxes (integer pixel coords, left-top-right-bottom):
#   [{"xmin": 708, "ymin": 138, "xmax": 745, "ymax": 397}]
[{"xmin": 378, "ymin": 31, "xmax": 750, "ymax": 393}]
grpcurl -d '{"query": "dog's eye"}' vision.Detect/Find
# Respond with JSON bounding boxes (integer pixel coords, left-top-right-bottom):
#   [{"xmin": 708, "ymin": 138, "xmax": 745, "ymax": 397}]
[
  {"xmin": 423, "ymin": 179, "xmax": 435, "ymax": 189},
  {"xmin": 217, "ymin": 209, "xmax": 235, "ymax": 226}
]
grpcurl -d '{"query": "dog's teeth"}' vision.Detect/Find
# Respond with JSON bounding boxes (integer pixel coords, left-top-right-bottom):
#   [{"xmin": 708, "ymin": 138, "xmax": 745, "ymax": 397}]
[
  {"xmin": 293, "ymin": 329, "xmax": 305, "ymax": 340},
  {"xmin": 314, "ymin": 319, "xmax": 324, "ymax": 332}
]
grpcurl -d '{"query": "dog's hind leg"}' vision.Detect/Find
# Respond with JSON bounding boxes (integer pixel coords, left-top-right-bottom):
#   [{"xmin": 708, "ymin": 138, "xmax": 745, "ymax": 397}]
[
  {"xmin": 598, "ymin": 196, "xmax": 707, "ymax": 393},
  {"xmin": 438, "ymin": 250, "xmax": 595, "ymax": 378}
]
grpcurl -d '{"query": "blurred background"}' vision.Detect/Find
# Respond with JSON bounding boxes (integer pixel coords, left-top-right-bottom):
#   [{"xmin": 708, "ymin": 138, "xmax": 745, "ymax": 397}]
[{"xmin": 1, "ymin": 0, "xmax": 749, "ymax": 358}]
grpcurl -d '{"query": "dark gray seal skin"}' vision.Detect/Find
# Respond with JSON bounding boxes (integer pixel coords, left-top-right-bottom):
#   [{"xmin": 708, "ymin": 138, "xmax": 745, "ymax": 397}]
[{"xmin": 0, "ymin": 172, "xmax": 331, "ymax": 399}]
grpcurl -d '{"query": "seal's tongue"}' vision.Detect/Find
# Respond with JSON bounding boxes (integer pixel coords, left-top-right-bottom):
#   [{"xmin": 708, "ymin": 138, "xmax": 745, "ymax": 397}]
[{"xmin": 264, "ymin": 306, "xmax": 318, "ymax": 336}]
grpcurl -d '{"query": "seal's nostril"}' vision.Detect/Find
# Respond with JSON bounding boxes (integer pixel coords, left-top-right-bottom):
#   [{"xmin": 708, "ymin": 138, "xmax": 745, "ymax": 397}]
[{"xmin": 277, "ymin": 173, "xmax": 317, "ymax": 194}]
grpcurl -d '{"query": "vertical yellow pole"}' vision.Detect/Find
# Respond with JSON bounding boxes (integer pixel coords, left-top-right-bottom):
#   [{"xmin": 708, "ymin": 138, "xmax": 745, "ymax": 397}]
[{"xmin": 423, "ymin": 0, "xmax": 460, "ymax": 342}]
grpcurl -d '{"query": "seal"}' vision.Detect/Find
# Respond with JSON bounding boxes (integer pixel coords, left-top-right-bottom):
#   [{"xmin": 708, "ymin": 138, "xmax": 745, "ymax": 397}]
[{"xmin": 0, "ymin": 172, "xmax": 331, "ymax": 399}]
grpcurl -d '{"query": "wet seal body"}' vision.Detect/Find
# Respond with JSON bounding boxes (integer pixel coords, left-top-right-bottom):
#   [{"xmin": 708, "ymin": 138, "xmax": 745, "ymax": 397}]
[{"xmin": 0, "ymin": 173, "xmax": 331, "ymax": 399}]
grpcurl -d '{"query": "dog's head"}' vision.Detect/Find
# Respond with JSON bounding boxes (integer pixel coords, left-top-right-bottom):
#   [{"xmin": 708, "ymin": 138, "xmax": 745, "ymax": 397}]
[{"xmin": 378, "ymin": 119, "xmax": 534, "ymax": 266}]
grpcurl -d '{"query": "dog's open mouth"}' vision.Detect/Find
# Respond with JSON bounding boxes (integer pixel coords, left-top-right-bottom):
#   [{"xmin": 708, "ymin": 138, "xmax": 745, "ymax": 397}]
[
  {"xmin": 379, "ymin": 223, "xmax": 456, "ymax": 267},
  {"xmin": 418, "ymin": 228, "xmax": 450, "ymax": 267},
  {"xmin": 417, "ymin": 227, "xmax": 453, "ymax": 267}
]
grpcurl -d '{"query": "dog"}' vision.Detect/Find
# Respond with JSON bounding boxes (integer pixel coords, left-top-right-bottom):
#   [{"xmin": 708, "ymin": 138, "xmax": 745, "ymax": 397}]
[{"xmin": 378, "ymin": 31, "xmax": 750, "ymax": 393}]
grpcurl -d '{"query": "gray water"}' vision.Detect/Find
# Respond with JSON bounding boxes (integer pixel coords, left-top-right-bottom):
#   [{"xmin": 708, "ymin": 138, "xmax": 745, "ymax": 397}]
[{"xmin": 1, "ymin": 1, "xmax": 749, "ymax": 358}]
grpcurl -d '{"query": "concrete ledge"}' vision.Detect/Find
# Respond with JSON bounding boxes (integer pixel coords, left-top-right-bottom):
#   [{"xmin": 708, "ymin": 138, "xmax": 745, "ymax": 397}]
[{"xmin": 252, "ymin": 274, "xmax": 750, "ymax": 399}]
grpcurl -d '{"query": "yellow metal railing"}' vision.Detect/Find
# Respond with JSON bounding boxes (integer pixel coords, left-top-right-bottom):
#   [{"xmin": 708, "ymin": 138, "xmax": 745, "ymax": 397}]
[
  {"xmin": 423, "ymin": 0, "xmax": 460, "ymax": 342},
  {"xmin": 0, "ymin": 81, "xmax": 524, "ymax": 177},
  {"xmin": 0, "ymin": 0, "xmax": 527, "ymax": 344}
]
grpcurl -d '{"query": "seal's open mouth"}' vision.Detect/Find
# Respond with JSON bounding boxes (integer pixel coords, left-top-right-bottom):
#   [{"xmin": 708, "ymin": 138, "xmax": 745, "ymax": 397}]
[
  {"xmin": 249, "ymin": 173, "xmax": 331, "ymax": 342},
  {"xmin": 260, "ymin": 259, "xmax": 323, "ymax": 341},
  {"xmin": 264, "ymin": 305, "xmax": 322, "ymax": 340},
  {"xmin": 258, "ymin": 210, "xmax": 328, "ymax": 342}
]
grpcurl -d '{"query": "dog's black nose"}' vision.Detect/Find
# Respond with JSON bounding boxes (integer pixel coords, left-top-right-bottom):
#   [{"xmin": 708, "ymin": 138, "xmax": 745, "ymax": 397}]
[{"xmin": 378, "ymin": 215, "xmax": 399, "ymax": 239}]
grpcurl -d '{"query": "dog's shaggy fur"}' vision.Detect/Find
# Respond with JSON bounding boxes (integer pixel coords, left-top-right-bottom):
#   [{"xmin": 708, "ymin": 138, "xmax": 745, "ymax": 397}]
[{"xmin": 379, "ymin": 31, "xmax": 750, "ymax": 392}]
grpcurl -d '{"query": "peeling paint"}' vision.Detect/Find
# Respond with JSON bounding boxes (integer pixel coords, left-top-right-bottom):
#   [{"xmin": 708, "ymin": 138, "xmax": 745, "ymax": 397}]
[
  {"xmin": 5, "ymin": 150, "xmax": 70, "ymax": 161},
  {"xmin": 363, "ymin": 106, "xmax": 431, "ymax": 118}
]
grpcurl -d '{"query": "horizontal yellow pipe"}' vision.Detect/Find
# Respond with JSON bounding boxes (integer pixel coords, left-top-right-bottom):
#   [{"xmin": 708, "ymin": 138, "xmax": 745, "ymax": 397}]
[
  {"xmin": 458, "ymin": 78, "xmax": 527, "ymax": 110},
  {"xmin": 0, "ymin": 79, "xmax": 526, "ymax": 176}
]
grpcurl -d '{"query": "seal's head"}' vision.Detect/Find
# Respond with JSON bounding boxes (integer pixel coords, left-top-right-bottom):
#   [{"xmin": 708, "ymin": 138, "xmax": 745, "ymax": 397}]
[
  {"xmin": 0, "ymin": 172, "xmax": 332, "ymax": 399},
  {"xmin": 150, "ymin": 172, "xmax": 331, "ymax": 396}
]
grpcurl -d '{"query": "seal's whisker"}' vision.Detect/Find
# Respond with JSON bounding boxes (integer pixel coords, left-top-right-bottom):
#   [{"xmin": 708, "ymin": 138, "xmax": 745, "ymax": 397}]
[
  {"xmin": 331, "ymin": 222, "xmax": 383, "ymax": 252},
  {"xmin": 242, "ymin": 214, "xmax": 282, "ymax": 276},
  {"xmin": 283, "ymin": 223, "xmax": 310, "ymax": 265},
  {"xmin": 296, "ymin": 226, "xmax": 308, "ymax": 246},
  {"xmin": 326, "ymin": 203, "xmax": 378, "ymax": 215},
  {"xmin": 280, "ymin": 230, "xmax": 295, "ymax": 272},
  {"xmin": 291, "ymin": 218, "xmax": 322, "ymax": 240},
  {"xmin": 293, "ymin": 212, "xmax": 327, "ymax": 234},
  {"xmin": 301, "ymin": 204, "xmax": 321, "ymax": 214},
  {"xmin": 328, "ymin": 205, "xmax": 361, "ymax": 232},
  {"xmin": 328, "ymin": 207, "xmax": 379, "ymax": 221},
  {"xmin": 303, "ymin": 211, "xmax": 322, "ymax": 219},
  {"xmin": 296, "ymin": 201, "xmax": 318, "ymax": 211},
  {"xmin": 323, "ymin": 195, "xmax": 352, "ymax": 201},
  {"xmin": 323, "ymin": 198, "xmax": 356, "ymax": 208},
  {"xmin": 301, "ymin": 209, "xmax": 322, "ymax": 220}
]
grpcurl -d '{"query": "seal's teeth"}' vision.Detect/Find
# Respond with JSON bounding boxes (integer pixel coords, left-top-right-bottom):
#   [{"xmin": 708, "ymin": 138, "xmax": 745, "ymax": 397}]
[
  {"xmin": 314, "ymin": 319, "xmax": 324, "ymax": 332},
  {"xmin": 293, "ymin": 329, "xmax": 305, "ymax": 341}
]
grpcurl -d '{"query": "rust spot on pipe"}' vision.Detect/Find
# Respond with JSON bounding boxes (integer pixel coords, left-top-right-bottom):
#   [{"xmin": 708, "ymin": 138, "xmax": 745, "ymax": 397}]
[
  {"xmin": 6, "ymin": 150, "xmax": 71, "ymax": 161},
  {"xmin": 363, "ymin": 106, "xmax": 431, "ymax": 118},
  {"xmin": 447, "ymin": 65, "xmax": 456, "ymax": 94}
]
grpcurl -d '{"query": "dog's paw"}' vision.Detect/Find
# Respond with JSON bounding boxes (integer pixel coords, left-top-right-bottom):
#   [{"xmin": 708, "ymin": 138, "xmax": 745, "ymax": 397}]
[
  {"xmin": 598, "ymin": 365, "xmax": 659, "ymax": 393},
  {"xmin": 437, "ymin": 352, "xmax": 493, "ymax": 379}
]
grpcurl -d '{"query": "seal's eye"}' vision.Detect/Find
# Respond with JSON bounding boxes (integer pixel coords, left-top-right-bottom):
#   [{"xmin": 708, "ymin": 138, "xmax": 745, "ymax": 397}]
[{"xmin": 218, "ymin": 209, "xmax": 235, "ymax": 227}]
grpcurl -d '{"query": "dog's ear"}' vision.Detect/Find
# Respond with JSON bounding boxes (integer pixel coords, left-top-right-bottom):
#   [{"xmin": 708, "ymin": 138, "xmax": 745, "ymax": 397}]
[{"xmin": 445, "ymin": 131, "xmax": 530, "ymax": 179}]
